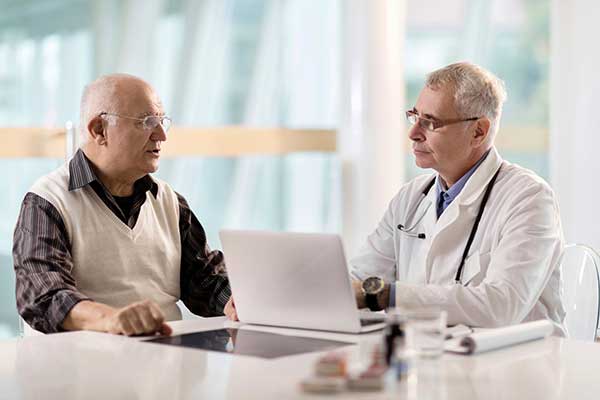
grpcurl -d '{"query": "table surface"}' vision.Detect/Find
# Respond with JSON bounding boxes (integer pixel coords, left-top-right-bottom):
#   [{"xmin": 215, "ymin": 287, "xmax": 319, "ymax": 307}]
[{"xmin": 1, "ymin": 317, "xmax": 599, "ymax": 400}]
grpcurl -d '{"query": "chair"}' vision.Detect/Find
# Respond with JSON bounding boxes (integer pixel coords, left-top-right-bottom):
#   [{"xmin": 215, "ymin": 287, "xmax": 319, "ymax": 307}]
[
  {"xmin": 561, "ymin": 243, "xmax": 600, "ymax": 341},
  {"xmin": 19, "ymin": 317, "xmax": 44, "ymax": 337}
]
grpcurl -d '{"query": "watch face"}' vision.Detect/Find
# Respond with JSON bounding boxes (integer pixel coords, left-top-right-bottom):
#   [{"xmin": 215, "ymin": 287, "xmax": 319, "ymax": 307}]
[{"xmin": 363, "ymin": 277, "xmax": 384, "ymax": 295}]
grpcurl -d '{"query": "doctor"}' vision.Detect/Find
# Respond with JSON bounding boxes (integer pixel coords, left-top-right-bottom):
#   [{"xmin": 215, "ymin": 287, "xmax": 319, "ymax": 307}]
[{"xmin": 350, "ymin": 62, "xmax": 566, "ymax": 335}]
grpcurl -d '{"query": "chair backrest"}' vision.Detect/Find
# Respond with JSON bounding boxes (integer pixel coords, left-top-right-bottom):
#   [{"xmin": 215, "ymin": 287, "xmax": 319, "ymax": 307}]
[{"xmin": 561, "ymin": 243, "xmax": 600, "ymax": 341}]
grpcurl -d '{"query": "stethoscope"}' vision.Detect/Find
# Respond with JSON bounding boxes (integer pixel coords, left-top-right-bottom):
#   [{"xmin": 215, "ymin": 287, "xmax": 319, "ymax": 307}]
[{"xmin": 397, "ymin": 166, "xmax": 502, "ymax": 284}]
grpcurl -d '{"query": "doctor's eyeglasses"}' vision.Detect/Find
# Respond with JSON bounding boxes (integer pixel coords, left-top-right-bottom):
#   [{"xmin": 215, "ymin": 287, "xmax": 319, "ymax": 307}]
[
  {"xmin": 405, "ymin": 110, "xmax": 479, "ymax": 132},
  {"xmin": 100, "ymin": 112, "xmax": 172, "ymax": 133}
]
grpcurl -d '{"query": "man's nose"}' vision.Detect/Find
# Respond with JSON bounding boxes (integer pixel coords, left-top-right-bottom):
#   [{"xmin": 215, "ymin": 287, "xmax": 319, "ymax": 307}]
[
  {"xmin": 151, "ymin": 124, "xmax": 167, "ymax": 142},
  {"xmin": 408, "ymin": 122, "xmax": 425, "ymax": 142}
]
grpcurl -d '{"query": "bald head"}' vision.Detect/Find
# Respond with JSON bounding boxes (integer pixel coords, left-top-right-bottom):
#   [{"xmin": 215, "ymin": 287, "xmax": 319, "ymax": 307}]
[
  {"xmin": 78, "ymin": 73, "xmax": 167, "ymax": 187},
  {"xmin": 79, "ymin": 74, "xmax": 161, "ymax": 140}
]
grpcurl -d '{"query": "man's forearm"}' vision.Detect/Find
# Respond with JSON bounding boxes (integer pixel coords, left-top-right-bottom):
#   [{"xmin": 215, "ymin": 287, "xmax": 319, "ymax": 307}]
[{"xmin": 61, "ymin": 300, "xmax": 116, "ymax": 332}]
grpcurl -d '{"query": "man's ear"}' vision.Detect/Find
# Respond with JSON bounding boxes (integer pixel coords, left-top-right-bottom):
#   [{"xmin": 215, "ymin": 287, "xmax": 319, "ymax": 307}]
[
  {"xmin": 87, "ymin": 115, "xmax": 106, "ymax": 145},
  {"xmin": 473, "ymin": 118, "xmax": 491, "ymax": 146}
]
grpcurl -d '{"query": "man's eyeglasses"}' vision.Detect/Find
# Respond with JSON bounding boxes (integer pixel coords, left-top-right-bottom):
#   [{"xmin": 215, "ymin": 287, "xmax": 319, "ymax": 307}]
[
  {"xmin": 405, "ymin": 110, "xmax": 479, "ymax": 132},
  {"xmin": 100, "ymin": 112, "xmax": 172, "ymax": 133}
]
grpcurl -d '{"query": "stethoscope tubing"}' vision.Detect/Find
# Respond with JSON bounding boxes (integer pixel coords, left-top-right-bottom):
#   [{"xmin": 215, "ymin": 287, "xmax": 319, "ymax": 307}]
[{"xmin": 397, "ymin": 166, "xmax": 502, "ymax": 284}]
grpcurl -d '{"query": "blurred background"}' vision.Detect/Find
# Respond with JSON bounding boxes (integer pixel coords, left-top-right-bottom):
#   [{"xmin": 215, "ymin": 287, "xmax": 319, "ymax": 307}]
[{"xmin": 0, "ymin": 0, "xmax": 592, "ymax": 338}]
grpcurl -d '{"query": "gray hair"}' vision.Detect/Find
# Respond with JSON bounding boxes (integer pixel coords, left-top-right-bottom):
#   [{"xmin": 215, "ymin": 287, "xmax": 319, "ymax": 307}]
[
  {"xmin": 78, "ymin": 73, "xmax": 146, "ymax": 144},
  {"xmin": 426, "ymin": 62, "xmax": 507, "ymax": 138}
]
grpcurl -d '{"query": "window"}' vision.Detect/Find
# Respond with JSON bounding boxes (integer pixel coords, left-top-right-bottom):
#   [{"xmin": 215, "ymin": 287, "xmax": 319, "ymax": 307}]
[
  {"xmin": 0, "ymin": 0, "xmax": 341, "ymax": 337},
  {"xmin": 404, "ymin": 0, "xmax": 550, "ymax": 179}
]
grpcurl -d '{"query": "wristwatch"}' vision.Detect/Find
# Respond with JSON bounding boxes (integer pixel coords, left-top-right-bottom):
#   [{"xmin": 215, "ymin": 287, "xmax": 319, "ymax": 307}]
[{"xmin": 362, "ymin": 276, "xmax": 385, "ymax": 311}]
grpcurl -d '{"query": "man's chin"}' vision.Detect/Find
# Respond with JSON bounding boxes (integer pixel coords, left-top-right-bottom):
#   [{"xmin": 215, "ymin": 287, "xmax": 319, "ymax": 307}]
[
  {"xmin": 145, "ymin": 161, "xmax": 160, "ymax": 174},
  {"xmin": 414, "ymin": 158, "xmax": 432, "ymax": 169}
]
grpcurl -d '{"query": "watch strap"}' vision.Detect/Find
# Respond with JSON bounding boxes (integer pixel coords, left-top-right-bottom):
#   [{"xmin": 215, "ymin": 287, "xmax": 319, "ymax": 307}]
[{"xmin": 365, "ymin": 292, "xmax": 381, "ymax": 311}]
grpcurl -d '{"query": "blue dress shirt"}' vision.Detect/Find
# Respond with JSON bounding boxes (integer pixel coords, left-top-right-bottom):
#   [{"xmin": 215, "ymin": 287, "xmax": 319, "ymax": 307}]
[{"xmin": 435, "ymin": 150, "xmax": 490, "ymax": 219}]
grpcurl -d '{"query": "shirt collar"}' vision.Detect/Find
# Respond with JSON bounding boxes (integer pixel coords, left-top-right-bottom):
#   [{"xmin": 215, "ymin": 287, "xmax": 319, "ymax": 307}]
[
  {"xmin": 67, "ymin": 148, "xmax": 158, "ymax": 198},
  {"xmin": 435, "ymin": 149, "xmax": 491, "ymax": 202}
]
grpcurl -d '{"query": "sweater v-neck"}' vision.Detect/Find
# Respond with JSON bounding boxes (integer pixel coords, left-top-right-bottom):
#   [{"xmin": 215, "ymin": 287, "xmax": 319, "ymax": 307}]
[{"xmin": 87, "ymin": 186, "xmax": 148, "ymax": 239}]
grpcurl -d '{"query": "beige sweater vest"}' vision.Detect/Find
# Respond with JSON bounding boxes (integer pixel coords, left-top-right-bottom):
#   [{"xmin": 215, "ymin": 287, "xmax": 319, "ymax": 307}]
[{"xmin": 30, "ymin": 163, "xmax": 182, "ymax": 321}]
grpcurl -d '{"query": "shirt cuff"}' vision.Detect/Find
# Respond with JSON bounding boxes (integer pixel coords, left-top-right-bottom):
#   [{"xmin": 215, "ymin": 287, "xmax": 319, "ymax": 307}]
[
  {"xmin": 394, "ymin": 282, "xmax": 447, "ymax": 309},
  {"xmin": 47, "ymin": 290, "xmax": 91, "ymax": 333}
]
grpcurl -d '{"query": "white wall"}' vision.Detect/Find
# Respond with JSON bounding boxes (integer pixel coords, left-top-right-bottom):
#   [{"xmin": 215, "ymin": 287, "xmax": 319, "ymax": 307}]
[{"xmin": 550, "ymin": 0, "xmax": 600, "ymax": 249}]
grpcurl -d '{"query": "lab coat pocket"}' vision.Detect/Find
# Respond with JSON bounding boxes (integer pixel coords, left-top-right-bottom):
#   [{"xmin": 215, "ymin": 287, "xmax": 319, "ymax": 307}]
[{"xmin": 462, "ymin": 251, "xmax": 482, "ymax": 285}]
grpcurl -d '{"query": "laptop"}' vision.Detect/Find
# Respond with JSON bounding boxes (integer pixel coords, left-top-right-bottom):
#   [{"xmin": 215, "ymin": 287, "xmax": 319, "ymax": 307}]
[{"xmin": 219, "ymin": 230, "xmax": 386, "ymax": 333}]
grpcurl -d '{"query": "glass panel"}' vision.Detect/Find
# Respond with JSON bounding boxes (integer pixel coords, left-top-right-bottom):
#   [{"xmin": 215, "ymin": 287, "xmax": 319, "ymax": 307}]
[
  {"xmin": 0, "ymin": 0, "xmax": 340, "ymax": 333},
  {"xmin": 155, "ymin": 153, "xmax": 341, "ymax": 248},
  {"xmin": 404, "ymin": 0, "xmax": 550, "ymax": 180}
]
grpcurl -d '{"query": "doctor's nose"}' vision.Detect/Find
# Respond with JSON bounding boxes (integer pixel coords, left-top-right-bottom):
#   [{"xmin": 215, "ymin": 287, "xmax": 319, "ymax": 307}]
[{"xmin": 408, "ymin": 122, "xmax": 425, "ymax": 142}]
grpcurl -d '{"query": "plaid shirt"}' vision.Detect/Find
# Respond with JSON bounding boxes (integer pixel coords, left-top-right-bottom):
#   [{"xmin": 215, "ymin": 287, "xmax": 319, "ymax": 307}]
[{"xmin": 13, "ymin": 149, "xmax": 231, "ymax": 333}]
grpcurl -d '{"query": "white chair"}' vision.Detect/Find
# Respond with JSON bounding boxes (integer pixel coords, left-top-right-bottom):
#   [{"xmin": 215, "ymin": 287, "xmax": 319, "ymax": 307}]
[
  {"xmin": 19, "ymin": 317, "xmax": 44, "ymax": 337},
  {"xmin": 561, "ymin": 243, "xmax": 600, "ymax": 341}
]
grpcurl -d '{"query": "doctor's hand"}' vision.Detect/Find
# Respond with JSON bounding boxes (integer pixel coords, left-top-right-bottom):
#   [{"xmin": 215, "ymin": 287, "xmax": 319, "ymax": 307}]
[
  {"xmin": 104, "ymin": 300, "xmax": 172, "ymax": 337},
  {"xmin": 224, "ymin": 296, "xmax": 238, "ymax": 321}
]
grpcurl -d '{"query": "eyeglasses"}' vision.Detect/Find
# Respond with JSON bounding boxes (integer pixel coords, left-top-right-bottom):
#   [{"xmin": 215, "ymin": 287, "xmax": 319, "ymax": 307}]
[
  {"xmin": 405, "ymin": 110, "xmax": 479, "ymax": 131},
  {"xmin": 100, "ymin": 112, "xmax": 172, "ymax": 133}
]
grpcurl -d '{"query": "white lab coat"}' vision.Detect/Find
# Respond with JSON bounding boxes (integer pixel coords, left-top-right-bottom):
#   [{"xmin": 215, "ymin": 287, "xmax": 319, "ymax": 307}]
[{"xmin": 351, "ymin": 148, "xmax": 566, "ymax": 335}]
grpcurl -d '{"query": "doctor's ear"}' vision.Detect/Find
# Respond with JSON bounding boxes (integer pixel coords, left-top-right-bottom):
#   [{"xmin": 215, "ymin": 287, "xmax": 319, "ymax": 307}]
[
  {"xmin": 473, "ymin": 118, "xmax": 491, "ymax": 145},
  {"xmin": 88, "ymin": 115, "xmax": 107, "ymax": 145}
]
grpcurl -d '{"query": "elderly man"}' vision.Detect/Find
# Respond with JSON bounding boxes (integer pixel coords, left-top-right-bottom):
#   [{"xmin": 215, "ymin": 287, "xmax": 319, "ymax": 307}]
[
  {"xmin": 350, "ymin": 62, "xmax": 565, "ymax": 335},
  {"xmin": 13, "ymin": 73, "xmax": 233, "ymax": 335}
]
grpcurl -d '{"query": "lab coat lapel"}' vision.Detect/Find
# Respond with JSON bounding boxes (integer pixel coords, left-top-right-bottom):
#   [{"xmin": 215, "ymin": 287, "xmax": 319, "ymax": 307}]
[
  {"xmin": 427, "ymin": 148, "xmax": 504, "ymax": 259},
  {"xmin": 415, "ymin": 182, "xmax": 438, "ymax": 282},
  {"xmin": 420, "ymin": 182, "xmax": 438, "ymax": 241},
  {"xmin": 457, "ymin": 148, "xmax": 503, "ymax": 207},
  {"xmin": 400, "ymin": 176, "xmax": 437, "ymax": 284}
]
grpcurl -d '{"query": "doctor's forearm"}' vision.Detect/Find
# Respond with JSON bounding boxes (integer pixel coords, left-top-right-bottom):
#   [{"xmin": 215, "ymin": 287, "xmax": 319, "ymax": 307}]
[{"xmin": 394, "ymin": 281, "xmax": 534, "ymax": 327}]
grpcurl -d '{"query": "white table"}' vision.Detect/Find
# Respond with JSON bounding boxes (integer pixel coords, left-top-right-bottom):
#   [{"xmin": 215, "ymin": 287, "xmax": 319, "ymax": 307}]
[{"xmin": 0, "ymin": 317, "xmax": 599, "ymax": 400}]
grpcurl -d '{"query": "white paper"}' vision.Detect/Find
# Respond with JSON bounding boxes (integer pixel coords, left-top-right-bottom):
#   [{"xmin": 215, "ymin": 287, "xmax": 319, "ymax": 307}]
[
  {"xmin": 445, "ymin": 324, "xmax": 473, "ymax": 339},
  {"xmin": 444, "ymin": 320, "xmax": 554, "ymax": 355}
]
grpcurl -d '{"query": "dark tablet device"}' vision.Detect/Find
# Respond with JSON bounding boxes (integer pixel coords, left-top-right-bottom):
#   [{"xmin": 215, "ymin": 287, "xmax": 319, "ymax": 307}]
[{"xmin": 145, "ymin": 328, "xmax": 353, "ymax": 359}]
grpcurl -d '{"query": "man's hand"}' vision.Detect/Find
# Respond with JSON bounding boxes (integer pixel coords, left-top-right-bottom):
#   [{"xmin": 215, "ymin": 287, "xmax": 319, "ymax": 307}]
[
  {"xmin": 224, "ymin": 296, "xmax": 238, "ymax": 321},
  {"xmin": 63, "ymin": 299, "xmax": 172, "ymax": 336},
  {"xmin": 103, "ymin": 300, "xmax": 172, "ymax": 336}
]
